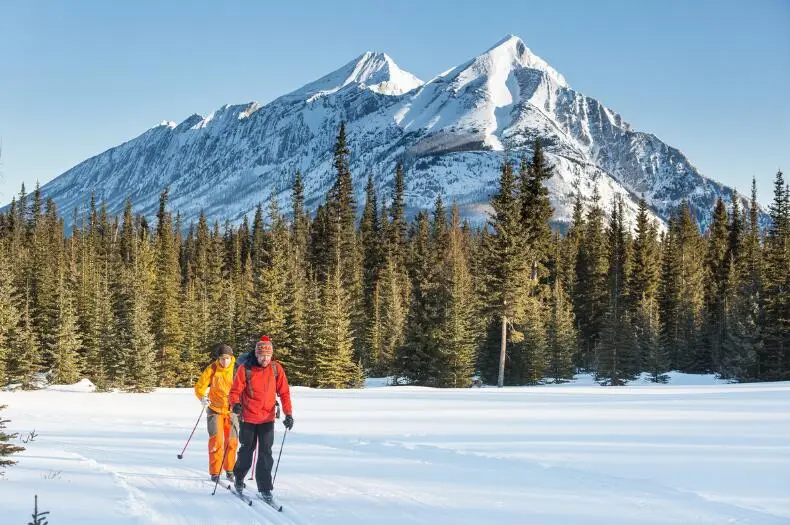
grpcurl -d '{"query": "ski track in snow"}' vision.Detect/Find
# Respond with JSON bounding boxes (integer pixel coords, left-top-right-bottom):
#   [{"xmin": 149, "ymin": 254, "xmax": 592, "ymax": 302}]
[{"xmin": 1, "ymin": 377, "xmax": 789, "ymax": 524}]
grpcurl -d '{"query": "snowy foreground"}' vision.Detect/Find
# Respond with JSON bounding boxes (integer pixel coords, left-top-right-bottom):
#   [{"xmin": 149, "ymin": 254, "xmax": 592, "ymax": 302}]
[{"xmin": 1, "ymin": 374, "xmax": 789, "ymax": 525}]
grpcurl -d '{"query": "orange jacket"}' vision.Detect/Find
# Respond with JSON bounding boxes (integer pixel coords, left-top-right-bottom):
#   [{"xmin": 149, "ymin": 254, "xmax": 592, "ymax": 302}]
[
  {"xmin": 194, "ymin": 356, "xmax": 236, "ymax": 415},
  {"xmin": 229, "ymin": 360, "xmax": 292, "ymax": 424}
]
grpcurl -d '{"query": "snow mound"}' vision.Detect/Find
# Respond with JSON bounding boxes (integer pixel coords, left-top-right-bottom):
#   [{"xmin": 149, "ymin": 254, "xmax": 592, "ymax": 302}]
[{"xmin": 46, "ymin": 378, "xmax": 97, "ymax": 392}]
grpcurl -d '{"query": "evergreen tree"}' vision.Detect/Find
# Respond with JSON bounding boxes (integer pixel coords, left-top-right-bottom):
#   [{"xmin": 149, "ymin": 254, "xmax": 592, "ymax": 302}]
[
  {"xmin": 703, "ymin": 198, "xmax": 730, "ymax": 372},
  {"xmin": 10, "ymin": 293, "xmax": 40, "ymax": 389},
  {"xmin": 125, "ymin": 232, "xmax": 157, "ymax": 392},
  {"xmin": 519, "ymin": 140, "xmax": 554, "ymax": 281},
  {"xmin": 313, "ymin": 249, "xmax": 359, "ymax": 388},
  {"xmin": 359, "ymin": 175, "xmax": 381, "ymax": 369},
  {"xmin": 0, "ymin": 246, "xmax": 20, "ymax": 386},
  {"xmin": 152, "ymin": 188, "xmax": 184, "ymax": 385},
  {"xmin": 0, "ymin": 404, "xmax": 25, "ymax": 471},
  {"xmin": 545, "ymin": 234, "xmax": 576, "ymax": 382},
  {"xmin": 257, "ymin": 199, "xmax": 290, "ymax": 366},
  {"xmin": 720, "ymin": 179, "xmax": 763, "ymax": 380},
  {"xmin": 573, "ymin": 187, "xmax": 607, "ymax": 371},
  {"xmin": 50, "ymin": 260, "xmax": 81, "ymax": 384},
  {"xmin": 761, "ymin": 170, "xmax": 790, "ymax": 379},
  {"xmin": 674, "ymin": 202, "xmax": 707, "ymax": 371},
  {"xmin": 628, "ymin": 197, "xmax": 663, "ymax": 378},
  {"xmin": 596, "ymin": 198, "xmax": 636, "ymax": 385},
  {"xmin": 479, "ymin": 159, "xmax": 530, "ymax": 384},
  {"xmin": 397, "ymin": 211, "xmax": 441, "ymax": 385},
  {"xmin": 390, "ymin": 161, "xmax": 408, "ymax": 262}
]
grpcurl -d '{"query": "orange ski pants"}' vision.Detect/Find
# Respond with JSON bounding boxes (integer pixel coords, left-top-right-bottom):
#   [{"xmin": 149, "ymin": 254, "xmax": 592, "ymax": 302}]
[{"xmin": 207, "ymin": 409, "xmax": 239, "ymax": 475}]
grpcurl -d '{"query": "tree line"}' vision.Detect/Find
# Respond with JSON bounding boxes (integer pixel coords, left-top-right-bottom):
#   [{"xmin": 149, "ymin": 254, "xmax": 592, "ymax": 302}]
[{"xmin": 1, "ymin": 123, "xmax": 788, "ymax": 390}]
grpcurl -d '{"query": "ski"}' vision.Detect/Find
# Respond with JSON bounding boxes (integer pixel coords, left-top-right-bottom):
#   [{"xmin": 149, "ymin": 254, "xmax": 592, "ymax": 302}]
[
  {"xmin": 207, "ymin": 478, "xmax": 254, "ymax": 506},
  {"xmin": 256, "ymin": 493, "xmax": 283, "ymax": 512},
  {"xmin": 228, "ymin": 485, "xmax": 254, "ymax": 506}
]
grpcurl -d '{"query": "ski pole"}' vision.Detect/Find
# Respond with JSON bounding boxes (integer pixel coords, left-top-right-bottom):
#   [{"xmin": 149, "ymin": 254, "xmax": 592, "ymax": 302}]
[
  {"xmin": 272, "ymin": 428, "xmax": 288, "ymax": 486},
  {"xmin": 177, "ymin": 405, "xmax": 205, "ymax": 459},
  {"xmin": 212, "ymin": 423, "xmax": 233, "ymax": 496}
]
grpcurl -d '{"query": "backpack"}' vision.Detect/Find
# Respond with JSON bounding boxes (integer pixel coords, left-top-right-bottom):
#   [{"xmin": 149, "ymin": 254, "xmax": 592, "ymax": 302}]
[{"xmin": 235, "ymin": 351, "xmax": 280, "ymax": 419}]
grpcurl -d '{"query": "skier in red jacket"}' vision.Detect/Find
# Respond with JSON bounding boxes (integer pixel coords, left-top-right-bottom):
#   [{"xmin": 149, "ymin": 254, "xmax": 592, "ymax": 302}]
[{"xmin": 229, "ymin": 335, "xmax": 293, "ymax": 504}]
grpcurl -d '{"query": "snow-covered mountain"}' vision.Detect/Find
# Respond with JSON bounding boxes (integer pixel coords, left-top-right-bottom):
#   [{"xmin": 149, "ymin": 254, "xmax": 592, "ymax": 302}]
[{"xmin": 30, "ymin": 35, "xmax": 749, "ymax": 231}]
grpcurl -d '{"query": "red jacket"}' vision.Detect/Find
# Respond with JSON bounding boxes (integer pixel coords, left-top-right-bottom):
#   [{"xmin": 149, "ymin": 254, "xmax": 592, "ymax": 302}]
[{"xmin": 229, "ymin": 360, "xmax": 292, "ymax": 424}]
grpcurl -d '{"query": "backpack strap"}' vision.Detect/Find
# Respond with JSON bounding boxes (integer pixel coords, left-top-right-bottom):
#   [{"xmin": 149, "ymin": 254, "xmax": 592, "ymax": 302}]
[
  {"xmin": 272, "ymin": 360, "xmax": 280, "ymax": 419},
  {"xmin": 245, "ymin": 365, "xmax": 254, "ymax": 398}
]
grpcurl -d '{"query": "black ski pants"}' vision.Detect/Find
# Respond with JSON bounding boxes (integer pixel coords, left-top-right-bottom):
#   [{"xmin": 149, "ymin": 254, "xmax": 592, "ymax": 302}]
[{"xmin": 233, "ymin": 421, "xmax": 275, "ymax": 492}]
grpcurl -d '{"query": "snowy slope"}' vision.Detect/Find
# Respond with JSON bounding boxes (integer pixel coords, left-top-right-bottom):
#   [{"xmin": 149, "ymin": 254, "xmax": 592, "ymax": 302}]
[
  {"xmin": 27, "ymin": 35, "xmax": 757, "ymax": 231},
  {"xmin": 1, "ymin": 377, "xmax": 788, "ymax": 524}
]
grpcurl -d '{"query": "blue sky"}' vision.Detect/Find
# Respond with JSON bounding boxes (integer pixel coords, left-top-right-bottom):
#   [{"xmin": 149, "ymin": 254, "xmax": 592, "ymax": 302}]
[{"xmin": 0, "ymin": 0, "xmax": 788, "ymax": 206}]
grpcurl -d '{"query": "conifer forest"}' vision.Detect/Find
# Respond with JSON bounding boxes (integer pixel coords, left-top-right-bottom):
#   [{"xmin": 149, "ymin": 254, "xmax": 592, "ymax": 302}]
[{"xmin": 1, "ymin": 124, "xmax": 788, "ymax": 391}]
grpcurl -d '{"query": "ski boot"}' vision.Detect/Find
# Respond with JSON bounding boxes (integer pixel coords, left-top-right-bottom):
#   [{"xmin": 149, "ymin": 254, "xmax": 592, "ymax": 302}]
[{"xmin": 225, "ymin": 471, "xmax": 235, "ymax": 482}]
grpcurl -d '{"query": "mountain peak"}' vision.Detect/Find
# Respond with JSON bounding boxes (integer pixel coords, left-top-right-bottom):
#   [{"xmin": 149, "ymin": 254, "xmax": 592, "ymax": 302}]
[
  {"xmin": 286, "ymin": 51, "xmax": 423, "ymax": 102},
  {"xmin": 480, "ymin": 34, "xmax": 567, "ymax": 88}
]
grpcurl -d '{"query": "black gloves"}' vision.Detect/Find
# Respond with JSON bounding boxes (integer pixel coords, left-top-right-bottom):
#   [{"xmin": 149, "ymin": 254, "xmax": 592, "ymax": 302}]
[
  {"xmin": 283, "ymin": 414, "xmax": 294, "ymax": 430},
  {"xmin": 232, "ymin": 403, "xmax": 243, "ymax": 416}
]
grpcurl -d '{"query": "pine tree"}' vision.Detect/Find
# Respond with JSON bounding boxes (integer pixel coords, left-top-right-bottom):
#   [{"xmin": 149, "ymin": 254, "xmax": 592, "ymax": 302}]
[
  {"xmin": 0, "ymin": 404, "xmax": 24, "ymax": 471},
  {"xmin": 761, "ymin": 170, "xmax": 790, "ymax": 380},
  {"xmin": 126, "ymin": 232, "xmax": 157, "ymax": 392},
  {"xmin": 545, "ymin": 234, "xmax": 576, "ymax": 382},
  {"xmin": 703, "ymin": 198, "xmax": 730, "ymax": 372},
  {"xmin": 480, "ymin": 159, "xmax": 530, "ymax": 384},
  {"xmin": 397, "ymin": 211, "xmax": 441, "ymax": 385},
  {"xmin": 152, "ymin": 188, "xmax": 184, "ymax": 386},
  {"xmin": 720, "ymin": 179, "xmax": 763, "ymax": 380},
  {"xmin": 257, "ymin": 199, "xmax": 290, "ymax": 366},
  {"xmin": 519, "ymin": 140, "xmax": 554, "ymax": 282},
  {"xmin": 50, "ymin": 260, "xmax": 81, "ymax": 385},
  {"xmin": 437, "ymin": 204, "xmax": 477, "ymax": 388},
  {"xmin": 0, "ymin": 245, "xmax": 20, "ymax": 386},
  {"xmin": 573, "ymin": 187, "xmax": 608, "ymax": 371},
  {"xmin": 313, "ymin": 249, "xmax": 358, "ymax": 388},
  {"xmin": 10, "ymin": 292, "xmax": 40, "ymax": 389},
  {"xmin": 390, "ymin": 161, "xmax": 408, "ymax": 262},
  {"xmin": 628, "ymin": 197, "xmax": 663, "ymax": 378},
  {"xmin": 596, "ymin": 198, "xmax": 636, "ymax": 385},
  {"xmin": 674, "ymin": 201, "xmax": 706, "ymax": 372},
  {"xmin": 375, "ymin": 247, "xmax": 407, "ymax": 376},
  {"xmin": 359, "ymin": 175, "xmax": 381, "ymax": 369}
]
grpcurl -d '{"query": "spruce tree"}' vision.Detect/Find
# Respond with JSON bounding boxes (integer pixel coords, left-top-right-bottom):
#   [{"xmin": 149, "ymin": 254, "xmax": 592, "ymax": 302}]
[
  {"xmin": 480, "ymin": 159, "xmax": 530, "ymax": 384},
  {"xmin": 397, "ymin": 211, "xmax": 441, "ymax": 385},
  {"xmin": 545, "ymin": 234, "xmax": 576, "ymax": 382},
  {"xmin": 761, "ymin": 170, "xmax": 790, "ymax": 379},
  {"xmin": 0, "ymin": 404, "xmax": 25, "ymax": 471},
  {"xmin": 703, "ymin": 198, "xmax": 730, "ymax": 372},
  {"xmin": 720, "ymin": 179, "xmax": 763, "ymax": 380},
  {"xmin": 359, "ymin": 175, "xmax": 381, "ymax": 369},
  {"xmin": 0, "ymin": 245, "xmax": 20, "ymax": 386},
  {"xmin": 519, "ymin": 140, "xmax": 554, "ymax": 282},
  {"xmin": 257, "ymin": 199, "xmax": 290, "ymax": 366},
  {"xmin": 50, "ymin": 262, "xmax": 81, "ymax": 385},
  {"xmin": 573, "ymin": 187, "xmax": 607, "ymax": 371},
  {"xmin": 596, "ymin": 198, "xmax": 636, "ymax": 385},
  {"xmin": 313, "ymin": 251, "xmax": 358, "ymax": 388},
  {"xmin": 152, "ymin": 188, "xmax": 183, "ymax": 385},
  {"xmin": 10, "ymin": 293, "xmax": 40, "ymax": 389},
  {"xmin": 126, "ymin": 232, "xmax": 157, "ymax": 392},
  {"xmin": 675, "ymin": 201, "xmax": 707, "ymax": 372}
]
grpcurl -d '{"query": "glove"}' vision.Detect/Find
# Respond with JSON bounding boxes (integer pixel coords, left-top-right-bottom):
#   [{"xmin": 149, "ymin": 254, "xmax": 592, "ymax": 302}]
[
  {"xmin": 200, "ymin": 396, "xmax": 209, "ymax": 408},
  {"xmin": 283, "ymin": 414, "xmax": 294, "ymax": 430},
  {"xmin": 232, "ymin": 403, "xmax": 243, "ymax": 416}
]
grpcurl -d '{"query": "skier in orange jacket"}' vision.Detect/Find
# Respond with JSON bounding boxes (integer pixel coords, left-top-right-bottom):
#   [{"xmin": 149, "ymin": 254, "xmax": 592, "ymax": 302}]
[{"xmin": 194, "ymin": 343, "xmax": 239, "ymax": 482}]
